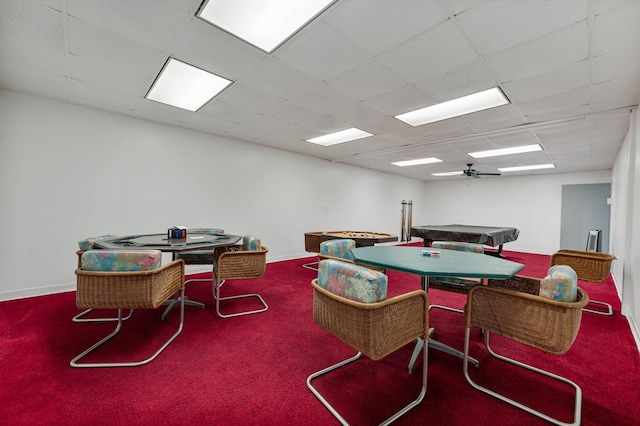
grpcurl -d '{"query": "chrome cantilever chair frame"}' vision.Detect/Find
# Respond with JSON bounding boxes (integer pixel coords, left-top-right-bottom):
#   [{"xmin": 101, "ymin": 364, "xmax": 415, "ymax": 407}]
[
  {"xmin": 463, "ymin": 283, "xmax": 588, "ymax": 426},
  {"xmin": 70, "ymin": 259, "xmax": 186, "ymax": 368},
  {"xmin": 307, "ymin": 280, "xmax": 429, "ymax": 425},
  {"xmin": 213, "ymin": 245, "xmax": 269, "ymax": 318}
]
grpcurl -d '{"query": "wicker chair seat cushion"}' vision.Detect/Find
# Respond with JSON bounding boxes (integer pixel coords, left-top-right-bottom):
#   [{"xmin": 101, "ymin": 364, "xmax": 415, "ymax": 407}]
[
  {"xmin": 243, "ymin": 234, "xmax": 261, "ymax": 251},
  {"xmin": 317, "ymin": 259, "xmax": 387, "ymax": 303},
  {"xmin": 78, "ymin": 234, "xmax": 118, "ymax": 252},
  {"xmin": 319, "ymin": 239, "xmax": 356, "ymax": 261},
  {"xmin": 81, "ymin": 250, "xmax": 162, "ymax": 272},
  {"xmin": 431, "ymin": 241, "xmax": 484, "ymax": 253},
  {"xmin": 540, "ymin": 265, "xmax": 577, "ymax": 302},
  {"xmin": 187, "ymin": 228, "xmax": 224, "ymax": 234}
]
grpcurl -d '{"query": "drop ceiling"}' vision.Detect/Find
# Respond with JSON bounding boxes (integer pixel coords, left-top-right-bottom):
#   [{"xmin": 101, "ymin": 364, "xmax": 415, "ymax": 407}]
[{"xmin": 1, "ymin": 0, "xmax": 639, "ymax": 181}]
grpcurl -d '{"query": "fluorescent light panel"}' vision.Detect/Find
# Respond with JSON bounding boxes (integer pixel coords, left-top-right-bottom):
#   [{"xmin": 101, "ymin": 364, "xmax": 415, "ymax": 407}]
[
  {"xmin": 432, "ymin": 171, "xmax": 464, "ymax": 177},
  {"xmin": 395, "ymin": 87, "xmax": 510, "ymax": 127},
  {"xmin": 392, "ymin": 157, "xmax": 442, "ymax": 167},
  {"xmin": 469, "ymin": 144, "xmax": 542, "ymax": 158},
  {"xmin": 498, "ymin": 164, "xmax": 555, "ymax": 172},
  {"xmin": 197, "ymin": 0, "xmax": 336, "ymax": 53},
  {"xmin": 306, "ymin": 128, "xmax": 373, "ymax": 146},
  {"xmin": 146, "ymin": 58, "xmax": 232, "ymax": 111}
]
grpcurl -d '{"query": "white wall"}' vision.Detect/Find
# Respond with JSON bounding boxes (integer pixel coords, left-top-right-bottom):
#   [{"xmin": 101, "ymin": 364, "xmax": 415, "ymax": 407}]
[
  {"xmin": 612, "ymin": 107, "xmax": 639, "ymax": 344},
  {"xmin": 0, "ymin": 90, "xmax": 428, "ymax": 300}
]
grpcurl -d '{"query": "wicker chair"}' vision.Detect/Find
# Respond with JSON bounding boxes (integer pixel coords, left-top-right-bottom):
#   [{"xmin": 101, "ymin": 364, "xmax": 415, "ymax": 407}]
[
  {"xmin": 307, "ymin": 260, "xmax": 429, "ymax": 425},
  {"xmin": 464, "ymin": 276, "xmax": 588, "ymax": 426},
  {"xmin": 213, "ymin": 236, "xmax": 268, "ymax": 318},
  {"xmin": 550, "ymin": 249, "xmax": 616, "ymax": 315},
  {"xmin": 303, "ymin": 231, "xmax": 323, "ymax": 271},
  {"xmin": 71, "ymin": 251, "xmax": 185, "ymax": 368},
  {"xmin": 73, "ymin": 235, "xmax": 133, "ymax": 323}
]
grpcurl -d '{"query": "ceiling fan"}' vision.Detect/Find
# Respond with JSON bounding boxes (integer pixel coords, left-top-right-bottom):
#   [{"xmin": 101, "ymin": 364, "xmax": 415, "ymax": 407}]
[{"xmin": 463, "ymin": 163, "xmax": 501, "ymax": 178}]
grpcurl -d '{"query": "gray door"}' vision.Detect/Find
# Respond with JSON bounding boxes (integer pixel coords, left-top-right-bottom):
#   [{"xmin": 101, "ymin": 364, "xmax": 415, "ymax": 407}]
[{"xmin": 560, "ymin": 183, "xmax": 611, "ymax": 252}]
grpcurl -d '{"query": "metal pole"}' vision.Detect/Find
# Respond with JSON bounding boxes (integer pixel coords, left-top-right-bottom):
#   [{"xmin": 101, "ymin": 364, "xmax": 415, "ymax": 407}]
[
  {"xmin": 400, "ymin": 200, "xmax": 407, "ymax": 242},
  {"xmin": 407, "ymin": 200, "xmax": 413, "ymax": 242}
]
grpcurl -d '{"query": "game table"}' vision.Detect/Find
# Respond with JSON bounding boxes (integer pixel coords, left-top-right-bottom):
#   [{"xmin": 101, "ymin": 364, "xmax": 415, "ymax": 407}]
[
  {"xmin": 411, "ymin": 224, "xmax": 519, "ymax": 257},
  {"xmin": 94, "ymin": 232, "xmax": 242, "ymax": 259},
  {"xmin": 351, "ymin": 245, "xmax": 524, "ymax": 371},
  {"xmin": 321, "ymin": 230, "xmax": 397, "ymax": 247}
]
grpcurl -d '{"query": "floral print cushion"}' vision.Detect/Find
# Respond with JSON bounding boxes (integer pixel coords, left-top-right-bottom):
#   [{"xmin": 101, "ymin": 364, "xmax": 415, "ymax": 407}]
[
  {"xmin": 319, "ymin": 239, "xmax": 356, "ymax": 261},
  {"xmin": 77, "ymin": 235, "xmax": 118, "ymax": 252},
  {"xmin": 540, "ymin": 265, "xmax": 578, "ymax": 302},
  {"xmin": 317, "ymin": 259, "xmax": 387, "ymax": 303},
  {"xmin": 431, "ymin": 241, "xmax": 484, "ymax": 253},
  {"xmin": 81, "ymin": 250, "xmax": 162, "ymax": 272},
  {"xmin": 243, "ymin": 234, "xmax": 261, "ymax": 251}
]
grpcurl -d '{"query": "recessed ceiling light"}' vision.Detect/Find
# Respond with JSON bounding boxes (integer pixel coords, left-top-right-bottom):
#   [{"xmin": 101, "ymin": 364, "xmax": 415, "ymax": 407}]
[
  {"xmin": 392, "ymin": 157, "xmax": 442, "ymax": 167},
  {"xmin": 145, "ymin": 58, "xmax": 232, "ymax": 112},
  {"xmin": 498, "ymin": 164, "xmax": 556, "ymax": 172},
  {"xmin": 468, "ymin": 144, "xmax": 542, "ymax": 158},
  {"xmin": 395, "ymin": 87, "xmax": 510, "ymax": 127},
  {"xmin": 306, "ymin": 128, "xmax": 373, "ymax": 146},
  {"xmin": 197, "ymin": 0, "xmax": 336, "ymax": 53},
  {"xmin": 432, "ymin": 171, "xmax": 464, "ymax": 177}
]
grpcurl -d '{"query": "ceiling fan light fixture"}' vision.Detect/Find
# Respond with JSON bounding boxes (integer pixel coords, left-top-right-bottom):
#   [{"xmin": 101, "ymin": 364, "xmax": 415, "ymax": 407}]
[
  {"xmin": 145, "ymin": 58, "xmax": 232, "ymax": 111},
  {"xmin": 498, "ymin": 164, "xmax": 556, "ymax": 172},
  {"xmin": 392, "ymin": 157, "xmax": 442, "ymax": 167},
  {"xmin": 468, "ymin": 144, "xmax": 542, "ymax": 158},
  {"xmin": 395, "ymin": 87, "xmax": 510, "ymax": 127},
  {"xmin": 197, "ymin": 0, "xmax": 336, "ymax": 53},
  {"xmin": 306, "ymin": 128, "xmax": 373, "ymax": 146}
]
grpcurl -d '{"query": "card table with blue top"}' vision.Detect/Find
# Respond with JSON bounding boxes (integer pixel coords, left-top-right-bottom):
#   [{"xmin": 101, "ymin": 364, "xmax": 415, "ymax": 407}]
[{"xmin": 351, "ymin": 245, "xmax": 525, "ymax": 371}]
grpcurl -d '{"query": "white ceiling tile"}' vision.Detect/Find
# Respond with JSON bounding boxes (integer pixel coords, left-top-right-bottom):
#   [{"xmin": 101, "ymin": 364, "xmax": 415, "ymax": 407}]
[
  {"xmin": 455, "ymin": 0, "xmax": 587, "ymax": 55},
  {"xmin": 323, "ymin": 0, "xmax": 449, "ymax": 55},
  {"xmin": 273, "ymin": 22, "xmax": 370, "ymax": 80},
  {"xmin": 503, "ymin": 61, "xmax": 590, "ymax": 103},
  {"xmin": 486, "ymin": 21, "xmax": 588, "ymax": 83},
  {"xmin": 239, "ymin": 57, "xmax": 318, "ymax": 99},
  {"xmin": 172, "ymin": 18, "xmax": 266, "ymax": 80},
  {"xmin": 0, "ymin": 0, "xmax": 65, "ymax": 51},
  {"xmin": 326, "ymin": 60, "xmax": 407, "ymax": 101},
  {"xmin": 67, "ymin": 0, "xmax": 190, "ymax": 51},
  {"xmin": 413, "ymin": 60, "xmax": 499, "ymax": 102},
  {"xmin": 591, "ymin": 2, "xmax": 640, "ymax": 56},
  {"xmin": 67, "ymin": 16, "xmax": 167, "ymax": 78},
  {"xmin": 379, "ymin": 20, "xmax": 479, "ymax": 83}
]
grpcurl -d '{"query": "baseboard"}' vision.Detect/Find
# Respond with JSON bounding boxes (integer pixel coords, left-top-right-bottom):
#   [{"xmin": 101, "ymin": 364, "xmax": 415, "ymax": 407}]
[{"xmin": 0, "ymin": 282, "xmax": 76, "ymax": 302}]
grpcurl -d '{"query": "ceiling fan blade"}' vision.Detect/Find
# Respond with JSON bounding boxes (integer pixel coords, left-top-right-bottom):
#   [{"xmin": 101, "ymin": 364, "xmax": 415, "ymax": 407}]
[{"xmin": 475, "ymin": 172, "xmax": 501, "ymax": 176}]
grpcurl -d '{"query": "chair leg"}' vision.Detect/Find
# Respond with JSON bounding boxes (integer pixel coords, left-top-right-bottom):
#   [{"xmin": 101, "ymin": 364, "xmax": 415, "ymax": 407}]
[
  {"xmin": 70, "ymin": 288, "xmax": 185, "ymax": 368},
  {"xmin": 583, "ymin": 299, "xmax": 613, "ymax": 316},
  {"xmin": 307, "ymin": 343, "xmax": 428, "ymax": 425},
  {"xmin": 213, "ymin": 280, "xmax": 268, "ymax": 318},
  {"xmin": 302, "ymin": 260, "xmax": 319, "ymax": 271},
  {"xmin": 72, "ymin": 308, "xmax": 133, "ymax": 323},
  {"xmin": 463, "ymin": 328, "xmax": 582, "ymax": 426}
]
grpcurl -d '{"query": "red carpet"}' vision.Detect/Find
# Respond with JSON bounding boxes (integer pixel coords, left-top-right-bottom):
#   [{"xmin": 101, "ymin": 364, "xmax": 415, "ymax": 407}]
[{"xmin": 1, "ymin": 249, "xmax": 639, "ymax": 425}]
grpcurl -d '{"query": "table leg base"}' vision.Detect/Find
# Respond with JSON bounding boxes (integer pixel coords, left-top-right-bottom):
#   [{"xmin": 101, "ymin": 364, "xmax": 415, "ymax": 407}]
[
  {"xmin": 408, "ymin": 336, "xmax": 479, "ymax": 373},
  {"xmin": 162, "ymin": 297, "xmax": 204, "ymax": 320}
]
